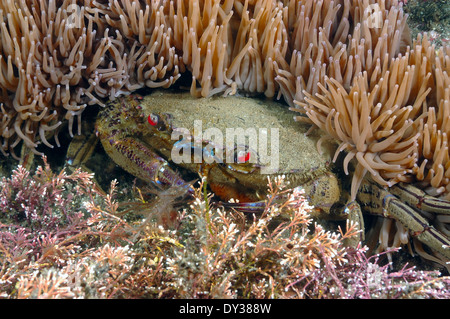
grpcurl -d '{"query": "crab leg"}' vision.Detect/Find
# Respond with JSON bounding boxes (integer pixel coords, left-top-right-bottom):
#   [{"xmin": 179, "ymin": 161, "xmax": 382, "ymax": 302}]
[
  {"xmin": 100, "ymin": 136, "xmax": 192, "ymax": 194},
  {"xmin": 357, "ymin": 179, "xmax": 450, "ymax": 261},
  {"xmin": 217, "ymin": 200, "xmax": 267, "ymax": 214},
  {"xmin": 389, "ymin": 183, "xmax": 450, "ymax": 214},
  {"xmin": 343, "ymin": 200, "xmax": 365, "ymax": 246}
]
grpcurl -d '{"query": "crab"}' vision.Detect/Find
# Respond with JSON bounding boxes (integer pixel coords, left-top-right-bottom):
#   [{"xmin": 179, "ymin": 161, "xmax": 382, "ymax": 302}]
[
  {"xmin": 94, "ymin": 90, "xmax": 342, "ymax": 214},
  {"xmin": 70, "ymin": 90, "xmax": 449, "ymax": 269}
]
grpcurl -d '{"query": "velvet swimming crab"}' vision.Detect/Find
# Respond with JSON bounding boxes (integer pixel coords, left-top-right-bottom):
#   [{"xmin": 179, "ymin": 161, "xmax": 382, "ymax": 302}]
[
  {"xmin": 94, "ymin": 90, "xmax": 341, "ymax": 214},
  {"xmin": 86, "ymin": 90, "xmax": 449, "ymax": 268}
]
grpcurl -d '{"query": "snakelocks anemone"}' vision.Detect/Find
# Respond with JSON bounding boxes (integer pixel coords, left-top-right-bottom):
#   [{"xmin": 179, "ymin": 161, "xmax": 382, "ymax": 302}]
[{"xmin": 0, "ymin": 0, "xmax": 412, "ymax": 157}]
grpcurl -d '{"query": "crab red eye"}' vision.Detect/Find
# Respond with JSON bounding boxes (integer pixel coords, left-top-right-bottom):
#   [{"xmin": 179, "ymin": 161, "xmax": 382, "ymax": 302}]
[
  {"xmin": 147, "ymin": 114, "xmax": 158, "ymax": 126},
  {"xmin": 237, "ymin": 150, "xmax": 251, "ymax": 163}
]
